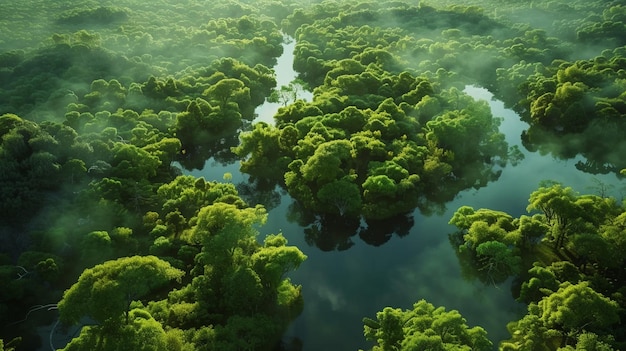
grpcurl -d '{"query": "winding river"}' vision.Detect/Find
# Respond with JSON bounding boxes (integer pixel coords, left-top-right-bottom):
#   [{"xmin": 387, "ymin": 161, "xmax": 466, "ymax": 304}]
[{"xmin": 188, "ymin": 40, "xmax": 624, "ymax": 350}]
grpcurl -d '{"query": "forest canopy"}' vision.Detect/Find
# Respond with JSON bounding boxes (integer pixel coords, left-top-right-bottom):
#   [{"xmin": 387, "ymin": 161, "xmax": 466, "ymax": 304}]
[{"xmin": 0, "ymin": 0, "xmax": 624, "ymax": 350}]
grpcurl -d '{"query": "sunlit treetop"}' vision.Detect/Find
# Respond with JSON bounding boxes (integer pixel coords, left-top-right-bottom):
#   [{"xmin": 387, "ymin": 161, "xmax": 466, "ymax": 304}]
[{"xmin": 362, "ymin": 299, "xmax": 493, "ymax": 351}]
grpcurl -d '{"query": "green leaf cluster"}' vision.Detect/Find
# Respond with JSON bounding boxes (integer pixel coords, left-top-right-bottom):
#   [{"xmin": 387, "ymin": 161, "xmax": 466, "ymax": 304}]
[
  {"xmin": 362, "ymin": 299, "xmax": 493, "ymax": 351},
  {"xmin": 236, "ymin": 68, "xmax": 510, "ymax": 219},
  {"xmin": 450, "ymin": 182, "xmax": 626, "ymax": 349}
]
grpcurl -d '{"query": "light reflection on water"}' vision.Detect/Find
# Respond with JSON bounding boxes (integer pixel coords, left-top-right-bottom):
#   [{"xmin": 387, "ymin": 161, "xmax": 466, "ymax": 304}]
[{"xmin": 254, "ymin": 38, "xmax": 313, "ymax": 125}]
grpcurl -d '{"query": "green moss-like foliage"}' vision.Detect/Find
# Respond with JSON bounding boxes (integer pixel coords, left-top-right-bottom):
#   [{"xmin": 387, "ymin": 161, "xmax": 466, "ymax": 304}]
[
  {"xmin": 56, "ymin": 6, "xmax": 129, "ymax": 26},
  {"xmin": 235, "ymin": 68, "xmax": 510, "ymax": 219},
  {"xmin": 362, "ymin": 299, "xmax": 493, "ymax": 351},
  {"xmin": 450, "ymin": 182, "xmax": 626, "ymax": 349}
]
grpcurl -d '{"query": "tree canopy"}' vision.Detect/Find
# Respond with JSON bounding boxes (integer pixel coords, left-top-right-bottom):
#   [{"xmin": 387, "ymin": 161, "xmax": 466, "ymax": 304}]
[
  {"xmin": 1, "ymin": 0, "xmax": 625, "ymax": 349},
  {"xmin": 362, "ymin": 299, "xmax": 493, "ymax": 351}
]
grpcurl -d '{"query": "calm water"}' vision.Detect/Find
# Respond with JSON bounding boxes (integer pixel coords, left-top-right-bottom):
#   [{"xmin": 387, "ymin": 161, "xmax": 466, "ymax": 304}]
[{"xmin": 187, "ymin": 41, "xmax": 624, "ymax": 350}]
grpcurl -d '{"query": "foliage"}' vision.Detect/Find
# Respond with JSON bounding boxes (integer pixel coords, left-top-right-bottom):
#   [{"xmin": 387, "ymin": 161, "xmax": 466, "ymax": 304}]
[
  {"xmin": 0, "ymin": 3, "xmax": 305, "ymax": 348},
  {"xmin": 146, "ymin": 199, "xmax": 306, "ymax": 350},
  {"xmin": 2, "ymin": 0, "xmax": 626, "ymax": 349},
  {"xmin": 450, "ymin": 182, "xmax": 626, "ymax": 349},
  {"xmin": 235, "ymin": 69, "xmax": 512, "ymax": 220},
  {"xmin": 502, "ymin": 282, "xmax": 620, "ymax": 351},
  {"xmin": 362, "ymin": 299, "xmax": 493, "ymax": 351},
  {"xmin": 449, "ymin": 206, "xmax": 523, "ymax": 284},
  {"xmin": 58, "ymin": 255, "xmax": 184, "ymax": 327}
]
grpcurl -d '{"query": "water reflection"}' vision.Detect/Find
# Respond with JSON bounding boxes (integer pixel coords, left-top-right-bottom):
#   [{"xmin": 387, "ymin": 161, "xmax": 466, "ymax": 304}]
[
  {"xmin": 498, "ymin": 84, "xmax": 626, "ymax": 177},
  {"xmin": 302, "ymin": 214, "xmax": 359, "ymax": 251},
  {"xmin": 358, "ymin": 213, "xmax": 413, "ymax": 246},
  {"xmin": 285, "ymin": 202, "xmax": 415, "ymax": 250},
  {"xmin": 274, "ymin": 87, "xmax": 624, "ymax": 351},
  {"xmin": 176, "ymin": 37, "xmax": 310, "ymax": 171},
  {"xmin": 184, "ymin": 46, "xmax": 624, "ymax": 351},
  {"xmin": 521, "ymin": 125, "xmax": 626, "ymax": 175},
  {"xmin": 176, "ymin": 133, "xmax": 240, "ymax": 170},
  {"xmin": 236, "ymin": 177, "xmax": 283, "ymax": 211}
]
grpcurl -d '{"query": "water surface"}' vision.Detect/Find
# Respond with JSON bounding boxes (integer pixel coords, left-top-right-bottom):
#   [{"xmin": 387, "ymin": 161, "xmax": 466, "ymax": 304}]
[{"xmin": 190, "ymin": 42, "xmax": 624, "ymax": 351}]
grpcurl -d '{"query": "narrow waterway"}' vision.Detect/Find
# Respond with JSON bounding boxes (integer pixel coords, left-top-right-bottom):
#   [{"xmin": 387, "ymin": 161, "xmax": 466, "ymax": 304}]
[
  {"xmin": 253, "ymin": 38, "xmax": 313, "ymax": 124},
  {"xmin": 188, "ymin": 41, "xmax": 624, "ymax": 350}
]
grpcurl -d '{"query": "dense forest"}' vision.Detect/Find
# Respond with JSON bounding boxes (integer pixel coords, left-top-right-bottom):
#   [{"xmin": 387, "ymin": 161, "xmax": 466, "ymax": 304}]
[{"xmin": 0, "ymin": 0, "xmax": 624, "ymax": 350}]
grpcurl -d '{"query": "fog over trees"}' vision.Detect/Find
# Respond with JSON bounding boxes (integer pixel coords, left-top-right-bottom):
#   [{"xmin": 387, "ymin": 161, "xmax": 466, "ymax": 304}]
[{"xmin": 0, "ymin": 0, "xmax": 624, "ymax": 350}]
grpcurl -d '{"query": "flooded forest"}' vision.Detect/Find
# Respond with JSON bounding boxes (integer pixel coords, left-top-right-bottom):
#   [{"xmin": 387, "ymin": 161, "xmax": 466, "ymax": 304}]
[{"xmin": 0, "ymin": 0, "xmax": 625, "ymax": 350}]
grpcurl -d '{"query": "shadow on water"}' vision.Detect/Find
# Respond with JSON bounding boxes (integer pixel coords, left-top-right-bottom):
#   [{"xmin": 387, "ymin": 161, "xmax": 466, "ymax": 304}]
[
  {"xmin": 176, "ymin": 134, "xmax": 241, "ymax": 170},
  {"xmin": 287, "ymin": 200, "xmax": 416, "ymax": 251},
  {"xmin": 236, "ymin": 177, "xmax": 284, "ymax": 212}
]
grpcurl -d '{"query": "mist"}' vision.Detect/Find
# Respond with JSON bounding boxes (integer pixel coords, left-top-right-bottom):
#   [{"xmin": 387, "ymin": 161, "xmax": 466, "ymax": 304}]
[{"xmin": 1, "ymin": 0, "xmax": 625, "ymax": 350}]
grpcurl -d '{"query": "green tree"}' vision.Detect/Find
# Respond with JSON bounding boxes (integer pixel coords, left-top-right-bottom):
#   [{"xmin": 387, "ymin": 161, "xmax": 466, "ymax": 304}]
[
  {"xmin": 316, "ymin": 178, "xmax": 362, "ymax": 216},
  {"xmin": 527, "ymin": 184, "xmax": 578, "ymax": 249},
  {"xmin": 519, "ymin": 264, "xmax": 560, "ymax": 304},
  {"xmin": 527, "ymin": 184, "xmax": 618, "ymax": 250},
  {"xmin": 110, "ymin": 143, "xmax": 161, "ymax": 180},
  {"xmin": 363, "ymin": 299, "xmax": 492, "ymax": 351},
  {"xmin": 268, "ymin": 79, "xmax": 308, "ymax": 106},
  {"xmin": 540, "ymin": 282, "xmax": 619, "ymax": 334},
  {"xmin": 190, "ymin": 202, "xmax": 266, "ymax": 258},
  {"xmin": 233, "ymin": 122, "xmax": 290, "ymax": 180},
  {"xmin": 475, "ymin": 240, "xmax": 522, "ymax": 281},
  {"xmin": 504, "ymin": 282, "xmax": 620, "ymax": 350},
  {"xmin": 60, "ymin": 308, "xmax": 179, "ymax": 351},
  {"xmin": 449, "ymin": 206, "xmax": 524, "ymax": 284},
  {"xmin": 557, "ymin": 332, "xmax": 616, "ymax": 351},
  {"xmin": 58, "ymin": 256, "xmax": 184, "ymax": 328},
  {"xmin": 251, "ymin": 234, "xmax": 307, "ymax": 291},
  {"xmin": 300, "ymin": 139, "xmax": 353, "ymax": 185},
  {"xmin": 203, "ymin": 78, "xmax": 249, "ymax": 110},
  {"xmin": 516, "ymin": 214, "xmax": 550, "ymax": 247}
]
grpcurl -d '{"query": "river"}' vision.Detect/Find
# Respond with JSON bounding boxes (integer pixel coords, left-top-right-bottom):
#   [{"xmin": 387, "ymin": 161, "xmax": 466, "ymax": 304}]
[{"xmin": 186, "ymin": 40, "xmax": 624, "ymax": 350}]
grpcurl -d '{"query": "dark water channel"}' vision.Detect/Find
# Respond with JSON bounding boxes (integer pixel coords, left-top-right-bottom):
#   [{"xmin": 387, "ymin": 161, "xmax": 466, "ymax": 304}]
[{"xmin": 185, "ymin": 40, "xmax": 624, "ymax": 350}]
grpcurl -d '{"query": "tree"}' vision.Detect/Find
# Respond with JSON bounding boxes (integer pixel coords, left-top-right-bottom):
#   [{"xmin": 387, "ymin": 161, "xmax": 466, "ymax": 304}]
[
  {"xmin": 142, "ymin": 137, "xmax": 181, "ymax": 165},
  {"xmin": 203, "ymin": 78, "xmax": 249, "ymax": 110},
  {"xmin": 539, "ymin": 282, "xmax": 619, "ymax": 334},
  {"xmin": 60, "ymin": 308, "xmax": 179, "ymax": 351},
  {"xmin": 190, "ymin": 202, "xmax": 266, "ymax": 252},
  {"xmin": 156, "ymin": 175, "xmax": 245, "ymax": 221},
  {"xmin": 519, "ymin": 264, "xmax": 560, "ymax": 304},
  {"xmin": 557, "ymin": 332, "xmax": 616, "ymax": 351},
  {"xmin": 475, "ymin": 240, "xmax": 522, "ymax": 282},
  {"xmin": 316, "ymin": 178, "xmax": 362, "ymax": 216},
  {"xmin": 527, "ymin": 184, "xmax": 578, "ymax": 249},
  {"xmin": 110, "ymin": 143, "xmax": 161, "ymax": 180},
  {"xmin": 599, "ymin": 210, "xmax": 626, "ymax": 268},
  {"xmin": 233, "ymin": 122, "xmax": 289, "ymax": 180},
  {"xmin": 363, "ymin": 299, "xmax": 492, "ymax": 351},
  {"xmin": 58, "ymin": 256, "xmax": 184, "ymax": 328},
  {"xmin": 567, "ymin": 233, "xmax": 611, "ymax": 270},
  {"xmin": 449, "ymin": 206, "xmax": 517, "ymax": 245},
  {"xmin": 449, "ymin": 206, "xmax": 524, "ymax": 285},
  {"xmin": 268, "ymin": 79, "xmax": 308, "ymax": 106},
  {"xmin": 501, "ymin": 304, "xmax": 555, "ymax": 351},
  {"xmin": 300, "ymin": 139, "xmax": 353, "ymax": 185},
  {"xmin": 516, "ymin": 214, "xmax": 549, "ymax": 247},
  {"xmin": 251, "ymin": 234, "xmax": 307, "ymax": 291},
  {"xmin": 527, "ymin": 184, "xmax": 618, "ymax": 250},
  {"xmin": 504, "ymin": 282, "xmax": 620, "ymax": 350}
]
